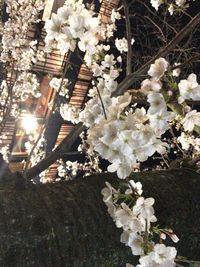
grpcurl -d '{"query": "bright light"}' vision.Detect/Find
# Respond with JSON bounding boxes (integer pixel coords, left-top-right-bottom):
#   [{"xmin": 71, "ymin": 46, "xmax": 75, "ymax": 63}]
[{"xmin": 21, "ymin": 116, "xmax": 38, "ymax": 134}]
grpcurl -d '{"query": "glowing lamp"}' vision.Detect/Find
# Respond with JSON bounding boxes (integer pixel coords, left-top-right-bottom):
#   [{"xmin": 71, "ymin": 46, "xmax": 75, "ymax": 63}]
[{"xmin": 21, "ymin": 115, "xmax": 38, "ymax": 134}]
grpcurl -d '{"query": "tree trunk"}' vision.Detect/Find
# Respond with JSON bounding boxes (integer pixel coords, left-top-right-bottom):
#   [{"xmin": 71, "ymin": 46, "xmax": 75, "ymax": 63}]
[{"xmin": 0, "ymin": 168, "xmax": 199, "ymax": 267}]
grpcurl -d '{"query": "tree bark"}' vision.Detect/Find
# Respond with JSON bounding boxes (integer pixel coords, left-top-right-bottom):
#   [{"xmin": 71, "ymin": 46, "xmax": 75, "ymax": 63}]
[{"xmin": 0, "ymin": 168, "xmax": 199, "ymax": 267}]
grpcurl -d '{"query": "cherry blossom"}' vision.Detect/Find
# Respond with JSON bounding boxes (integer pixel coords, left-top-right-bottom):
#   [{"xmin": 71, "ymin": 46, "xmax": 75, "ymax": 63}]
[
  {"xmin": 148, "ymin": 57, "xmax": 169, "ymax": 81},
  {"xmin": 178, "ymin": 73, "xmax": 200, "ymax": 101},
  {"xmin": 182, "ymin": 110, "xmax": 200, "ymax": 132}
]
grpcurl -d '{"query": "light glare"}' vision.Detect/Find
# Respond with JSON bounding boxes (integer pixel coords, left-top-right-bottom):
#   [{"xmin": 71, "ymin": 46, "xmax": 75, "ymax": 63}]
[{"xmin": 21, "ymin": 116, "xmax": 38, "ymax": 134}]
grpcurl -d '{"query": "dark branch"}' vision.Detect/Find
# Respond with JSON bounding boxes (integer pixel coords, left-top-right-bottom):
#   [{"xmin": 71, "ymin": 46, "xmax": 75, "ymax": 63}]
[
  {"xmin": 122, "ymin": 0, "xmax": 132, "ymax": 75},
  {"xmin": 25, "ymin": 122, "xmax": 85, "ymax": 180},
  {"xmin": 113, "ymin": 11, "xmax": 200, "ymax": 96}
]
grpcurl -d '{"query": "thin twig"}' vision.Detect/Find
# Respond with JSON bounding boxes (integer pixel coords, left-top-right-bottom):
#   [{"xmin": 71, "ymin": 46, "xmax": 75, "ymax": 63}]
[
  {"xmin": 122, "ymin": 0, "xmax": 132, "ymax": 75},
  {"xmin": 113, "ymin": 12, "xmax": 200, "ymax": 96},
  {"xmin": 96, "ymin": 87, "xmax": 107, "ymax": 120}
]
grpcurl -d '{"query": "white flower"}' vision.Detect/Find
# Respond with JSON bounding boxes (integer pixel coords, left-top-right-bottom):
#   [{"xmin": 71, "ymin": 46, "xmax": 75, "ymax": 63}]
[
  {"xmin": 109, "ymin": 92, "xmax": 132, "ymax": 119},
  {"xmin": 60, "ymin": 103, "xmax": 80, "ymax": 124},
  {"xmin": 152, "ymin": 139, "xmax": 169, "ymax": 155},
  {"xmin": 102, "ymin": 54, "xmax": 116, "ymax": 69},
  {"xmin": 141, "ymin": 78, "xmax": 162, "ymax": 93},
  {"xmin": 126, "ymin": 180, "xmax": 143, "ymax": 195},
  {"xmin": 111, "ymin": 9, "xmax": 121, "ymax": 22},
  {"xmin": 99, "ymin": 121, "xmax": 119, "ymax": 146},
  {"xmin": 133, "ymin": 197, "xmax": 155, "ymax": 219},
  {"xmin": 115, "ymin": 203, "xmax": 144, "ymax": 231},
  {"xmin": 57, "ymin": 164, "xmax": 67, "ymax": 178},
  {"xmin": 56, "ymin": 28, "xmax": 76, "ymax": 54},
  {"xmin": 137, "ymin": 244, "xmax": 176, "ymax": 267},
  {"xmin": 68, "ymin": 15, "xmax": 85, "ymax": 38},
  {"xmin": 148, "ymin": 110, "xmax": 175, "ymax": 136},
  {"xmin": 168, "ymin": 4, "xmax": 174, "ymax": 15},
  {"xmin": 150, "ymin": 0, "xmax": 163, "ymax": 11},
  {"xmin": 135, "ymin": 144, "xmax": 155, "ymax": 162},
  {"xmin": 115, "ymin": 37, "xmax": 128, "ymax": 53},
  {"xmin": 117, "ymin": 56, "xmax": 122, "ymax": 63},
  {"xmin": 107, "ymin": 158, "xmax": 133, "ymax": 179},
  {"xmin": 137, "ymin": 254, "xmax": 154, "ymax": 267},
  {"xmin": 103, "ymin": 67, "xmax": 119, "ymax": 81},
  {"xmin": 147, "ymin": 92, "xmax": 167, "ymax": 115},
  {"xmin": 105, "ymin": 79, "xmax": 118, "ymax": 93},
  {"xmin": 121, "ymin": 231, "xmax": 144, "ymax": 256},
  {"xmin": 106, "ymin": 201, "xmax": 117, "ymax": 218},
  {"xmin": 178, "ymin": 73, "xmax": 200, "ymax": 101},
  {"xmin": 91, "ymin": 63, "xmax": 102, "ymax": 77},
  {"xmin": 112, "ymin": 130, "xmax": 134, "ymax": 156},
  {"xmin": 50, "ymin": 77, "xmax": 69, "ymax": 97},
  {"xmin": 57, "ymin": 5, "xmax": 72, "ymax": 23},
  {"xmin": 178, "ymin": 96, "xmax": 184, "ymax": 104},
  {"xmin": 45, "ymin": 13, "xmax": 62, "ymax": 40},
  {"xmin": 148, "ymin": 58, "xmax": 169, "ymax": 80},
  {"xmin": 44, "ymin": 2, "xmax": 100, "ymax": 56},
  {"xmin": 131, "ymin": 108, "xmax": 149, "ymax": 125},
  {"xmin": 101, "ymin": 182, "xmax": 115, "ymax": 203},
  {"xmin": 132, "ymin": 125, "xmax": 154, "ymax": 146},
  {"xmin": 175, "ymin": 0, "xmax": 186, "ymax": 6},
  {"xmin": 181, "ymin": 110, "xmax": 200, "ymax": 132},
  {"xmin": 128, "ymin": 233, "xmax": 144, "ymax": 256},
  {"xmin": 151, "ymin": 244, "xmax": 177, "ymax": 264},
  {"xmin": 172, "ymin": 63, "xmax": 181, "ymax": 77},
  {"xmin": 78, "ymin": 31, "xmax": 98, "ymax": 53},
  {"xmin": 0, "ymin": 145, "xmax": 10, "ymax": 162},
  {"xmin": 177, "ymin": 132, "xmax": 190, "ymax": 150}
]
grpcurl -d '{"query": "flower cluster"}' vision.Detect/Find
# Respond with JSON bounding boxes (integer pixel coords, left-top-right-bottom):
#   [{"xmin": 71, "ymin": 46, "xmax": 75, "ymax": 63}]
[
  {"xmin": 141, "ymin": 57, "xmax": 200, "ymax": 141},
  {"xmin": 49, "ymin": 77, "xmax": 69, "ymax": 99},
  {"xmin": 25, "ymin": 134, "xmax": 46, "ymax": 167},
  {"xmin": 102, "ymin": 181, "xmax": 178, "ymax": 267},
  {"xmin": 0, "ymin": 80, "xmax": 9, "ymax": 107},
  {"xmin": 150, "ymin": 0, "xmax": 190, "ymax": 14},
  {"xmin": 57, "ymin": 159, "xmax": 83, "ymax": 181},
  {"xmin": 1, "ymin": 0, "xmax": 199, "ymax": 265},
  {"xmin": 79, "ymin": 49, "xmax": 122, "ymax": 127},
  {"xmin": 79, "ymin": 54, "xmax": 199, "ymax": 265},
  {"xmin": 13, "ymin": 72, "xmax": 41, "ymax": 101},
  {"xmin": 178, "ymin": 132, "xmax": 200, "ymax": 152},
  {"xmin": 178, "ymin": 73, "xmax": 200, "ymax": 102},
  {"xmin": 85, "ymin": 92, "xmax": 173, "ymax": 178},
  {"xmin": 60, "ymin": 103, "xmax": 80, "ymax": 124},
  {"xmin": 99, "ymin": 8, "xmax": 121, "ymax": 40},
  {"xmin": 0, "ymin": 145, "xmax": 10, "ymax": 162},
  {"xmin": 115, "ymin": 38, "xmax": 135, "ymax": 54},
  {"xmin": 55, "ymin": 133, "xmax": 102, "ymax": 182},
  {"xmin": 78, "ymin": 131, "xmax": 102, "ymax": 176},
  {"xmin": 1, "ymin": 0, "xmax": 45, "ymax": 69},
  {"xmin": 44, "ymin": 0, "xmax": 100, "ymax": 55},
  {"xmin": 80, "ymin": 58, "xmax": 175, "ymax": 179}
]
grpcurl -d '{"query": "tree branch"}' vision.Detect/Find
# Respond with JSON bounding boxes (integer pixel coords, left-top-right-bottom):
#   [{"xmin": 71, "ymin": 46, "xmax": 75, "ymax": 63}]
[
  {"xmin": 24, "ymin": 122, "xmax": 85, "ymax": 180},
  {"xmin": 122, "ymin": 0, "xmax": 132, "ymax": 75},
  {"xmin": 113, "ymin": 11, "xmax": 200, "ymax": 96}
]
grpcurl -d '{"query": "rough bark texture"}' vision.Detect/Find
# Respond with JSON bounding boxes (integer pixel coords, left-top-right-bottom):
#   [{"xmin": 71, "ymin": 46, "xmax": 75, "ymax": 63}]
[{"xmin": 0, "ymin": 168, "xmax": 199, "ymax": 267}]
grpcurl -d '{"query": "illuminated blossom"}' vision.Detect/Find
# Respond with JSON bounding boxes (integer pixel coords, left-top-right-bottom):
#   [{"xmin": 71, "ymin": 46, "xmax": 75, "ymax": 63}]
[
  {"xmin": 182, "ymin": 110, "xmax": 200, "ymax": 132},
  {"xmin": 148, "ymin": 58, "xmax": 169, "ymax": 80},
  {"xmin": 178, "ymin": 73, "xmax": 200, "ymax": 101}
]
